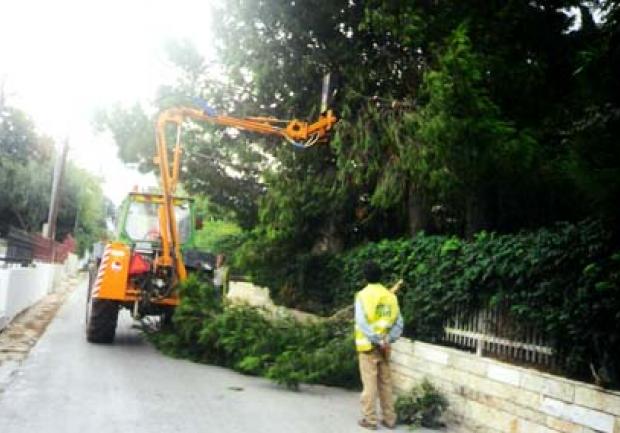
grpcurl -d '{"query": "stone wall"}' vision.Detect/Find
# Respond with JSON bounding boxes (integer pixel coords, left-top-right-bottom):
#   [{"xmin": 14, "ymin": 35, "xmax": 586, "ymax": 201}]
[{"xmin": 391, "ymin": 338, "xmax": 620, "ymax": 433}]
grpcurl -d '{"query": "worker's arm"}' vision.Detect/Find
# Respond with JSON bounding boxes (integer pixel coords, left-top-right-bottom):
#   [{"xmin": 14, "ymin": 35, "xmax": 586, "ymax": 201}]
[
  {"xmin": 387, "ymin": 313, "xmax": 404, "ymax": 343},
  {"xmin": 355, "ymin": 299, "xmax": 382, "ymax": 344}
]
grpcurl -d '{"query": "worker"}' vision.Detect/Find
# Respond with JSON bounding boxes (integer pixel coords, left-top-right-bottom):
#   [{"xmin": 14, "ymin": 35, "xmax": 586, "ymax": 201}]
[
  {"xmin": 213, "ymin": 254, "xmax": 230, "ymax": 301},
  {"xmin": 355, "ymin": 260, "xmax": 404, "ymax": 430}
]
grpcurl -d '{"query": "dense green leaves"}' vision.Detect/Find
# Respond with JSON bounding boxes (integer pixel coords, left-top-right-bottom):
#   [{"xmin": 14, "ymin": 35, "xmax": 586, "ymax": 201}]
[
  {"xmin": 395, "ymin": 379, "xmax": 448, "ymax": 428},
  {"xmin": 0, "ymin": 102, "xmax": 108, "ymax": 254},
  {"xmin": 197, "ymin": 1, "xmax": 620, "ymax": 270},
  {"xmin": 149, "ymin": 275, "xmax": 359, "ymax": 389},
  {"xmin": 0, "ymin": 104, "xmax": 53, "ymax": 232},
  {"xmin": 60, "ymin": 164, "xmax": 109, "ymax": 255},
  {"xmin": 100, "ymin": 1, "xmax": 619, "ymax": 254},
  {"xmin": 193, "ymin": 196, "xmax": 243, "ymax": 254},
  {"xmin": 0, "ymin": 106, "xmax": 52, "ymax": 163},
  {"xmin": 324, "ymin": 220, "xmax": 620, "ymax": 387},
  {"xmin": 93, "ymin": 103, "xmax": 153, "ymax": 171}
]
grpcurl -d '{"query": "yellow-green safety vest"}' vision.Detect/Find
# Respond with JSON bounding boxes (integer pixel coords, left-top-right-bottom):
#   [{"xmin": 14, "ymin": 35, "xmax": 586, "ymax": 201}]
[{"xmin": 354, "ymin": 283, "xmax": 400, "ymax": 352}]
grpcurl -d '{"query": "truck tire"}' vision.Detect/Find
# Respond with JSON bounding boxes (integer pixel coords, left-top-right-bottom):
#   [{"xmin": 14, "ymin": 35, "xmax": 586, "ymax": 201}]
[
  {"xmin": 86, "ymin": 299, "xmax": 119, "ymax": 343},
  {"xmin": 85, "ymin": 262, "xmax": 97, "ymax": 323}
]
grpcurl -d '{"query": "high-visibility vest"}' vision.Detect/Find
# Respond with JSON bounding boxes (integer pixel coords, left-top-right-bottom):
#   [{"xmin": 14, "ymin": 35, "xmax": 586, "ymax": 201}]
[{"xmin": 354, "ymin": 283, "xmax": 400, "ymax": 352}]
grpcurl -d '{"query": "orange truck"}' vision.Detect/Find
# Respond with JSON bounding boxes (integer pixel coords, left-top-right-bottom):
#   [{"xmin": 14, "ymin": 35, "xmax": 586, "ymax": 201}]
[{"xmin": 85, "ymin": 99, "xmax": 337, "ymax": 343}]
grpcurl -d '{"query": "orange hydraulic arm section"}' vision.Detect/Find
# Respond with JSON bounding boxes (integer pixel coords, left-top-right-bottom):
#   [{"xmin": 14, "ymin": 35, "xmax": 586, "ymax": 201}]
[{"xmin": 153, "ymin": 104, "xmax": 337, "ymax": 284}]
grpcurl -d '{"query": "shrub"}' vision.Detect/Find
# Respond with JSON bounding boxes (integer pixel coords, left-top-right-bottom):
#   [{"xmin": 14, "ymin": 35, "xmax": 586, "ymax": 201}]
[{"xmin": 395, "ymin": 379, "xmax": 448, "ymax": 429}]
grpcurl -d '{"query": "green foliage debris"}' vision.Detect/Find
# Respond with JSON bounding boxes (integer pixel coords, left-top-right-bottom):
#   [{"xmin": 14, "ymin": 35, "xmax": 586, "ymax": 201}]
[{"xmin": 148, "ymin": 275, "xmax": 359, "ymax": 390}]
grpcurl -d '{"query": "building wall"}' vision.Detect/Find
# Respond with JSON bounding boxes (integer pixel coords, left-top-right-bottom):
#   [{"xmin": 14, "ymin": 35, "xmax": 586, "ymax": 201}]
[
  {"xmin": 0, "ymin": 256, "xmax": 76, "ymax": 331},
  {"xmin": 0, "ymin": 269, "xmax": 9, "ymax": 329},
  {"xmin": 391, "ymin": 338, "xmax": 620, "ymax": 433}
]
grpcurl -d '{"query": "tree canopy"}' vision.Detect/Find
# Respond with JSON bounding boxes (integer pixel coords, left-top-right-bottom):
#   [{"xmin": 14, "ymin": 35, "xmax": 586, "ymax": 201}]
[
  {"xmin": 99, "ymin": 0, "xmax": 619, "ymax": 258},
  {"xmin": 0, "ymin": 100, "xmax": 109, "ymax": 254}
]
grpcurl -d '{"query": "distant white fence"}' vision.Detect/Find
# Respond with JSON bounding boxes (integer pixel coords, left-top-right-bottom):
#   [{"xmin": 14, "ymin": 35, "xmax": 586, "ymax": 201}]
[
  {"xmin": 0, "ymin": 254, "xmax": 78, "ymax": 330},
  {"xmin": 444, "ymin": 304, "xmax": 555, "ymax": 367}
]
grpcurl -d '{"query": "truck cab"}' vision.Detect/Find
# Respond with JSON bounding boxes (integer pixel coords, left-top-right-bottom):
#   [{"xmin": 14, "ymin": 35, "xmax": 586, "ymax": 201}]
[
  {"xmin": 116, "ymin": 192, "xmax": 214, "ymax": 273},
  {"xmin": 85, "ymin": 191, "xmax": 213, "ymax": 343}
]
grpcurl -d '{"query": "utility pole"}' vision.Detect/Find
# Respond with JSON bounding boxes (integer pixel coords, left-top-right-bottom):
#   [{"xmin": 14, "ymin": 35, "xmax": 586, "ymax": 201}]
[{"xmin": 46, "ymin": 138, "xmax": 69, "ymax": 247}]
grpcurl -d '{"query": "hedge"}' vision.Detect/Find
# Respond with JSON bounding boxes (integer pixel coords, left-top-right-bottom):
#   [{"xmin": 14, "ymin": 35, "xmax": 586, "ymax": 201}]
[{"xmin": 333, "ymin": 219, "xmax": 620, "ymax": 387}]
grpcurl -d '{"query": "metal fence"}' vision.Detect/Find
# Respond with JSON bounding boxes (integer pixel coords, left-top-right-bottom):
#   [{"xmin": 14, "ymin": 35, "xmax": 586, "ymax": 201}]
[
  {"xmin": 0, "ymin": 227, "xmax": 75, "ymax": 266},
  {"xmin": 444, "ymin": 303, "xmax": 555, "ymax": 367}
]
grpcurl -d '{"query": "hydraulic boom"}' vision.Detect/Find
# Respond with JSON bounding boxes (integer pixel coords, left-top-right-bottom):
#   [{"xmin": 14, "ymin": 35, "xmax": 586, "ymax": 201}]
[{"xmin": 154, "ymin": 103, "xmax": 338, "ymax": 285}]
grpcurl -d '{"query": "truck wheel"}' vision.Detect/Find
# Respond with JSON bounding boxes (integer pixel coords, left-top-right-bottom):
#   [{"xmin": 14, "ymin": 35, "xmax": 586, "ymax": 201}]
[
  {"xmin": 85, "ymin": 263, "xmax": 96, "ymax": 324},
  {"xmin": 86, "ymin": 299, "xmax": 119, "ymax": 343}
]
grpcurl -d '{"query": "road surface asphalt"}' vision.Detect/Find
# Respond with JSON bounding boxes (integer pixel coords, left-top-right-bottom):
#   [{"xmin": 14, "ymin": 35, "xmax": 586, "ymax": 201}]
[{"xmin": 0, "ymin": 276, "xmax": 441, "ymax": 433}]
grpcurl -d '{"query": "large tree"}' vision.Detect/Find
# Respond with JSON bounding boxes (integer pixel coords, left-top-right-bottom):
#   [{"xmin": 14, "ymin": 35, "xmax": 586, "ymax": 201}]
[
  {"xmin": 0, "ymin": 103, "xmax": 54, "ymax": 232},
  {"xmin": 0, "ymin": 101, "xmax": 108, "ymax": 254},
  {"xmin": 99, "ymin": 0, "xmax": 619, "ymax": 267}
]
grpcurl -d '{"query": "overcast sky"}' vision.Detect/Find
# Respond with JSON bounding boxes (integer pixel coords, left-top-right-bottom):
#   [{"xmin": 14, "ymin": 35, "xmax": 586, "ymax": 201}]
[{"xmin": 0, "ymin": 0, "xmax": 217, "ymax": 204}]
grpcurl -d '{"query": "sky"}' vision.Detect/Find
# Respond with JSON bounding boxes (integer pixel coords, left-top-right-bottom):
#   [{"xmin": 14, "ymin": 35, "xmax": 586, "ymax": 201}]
[{"xmin": 0, "ymin": 0, "xmax": 218, "ymax": 204}]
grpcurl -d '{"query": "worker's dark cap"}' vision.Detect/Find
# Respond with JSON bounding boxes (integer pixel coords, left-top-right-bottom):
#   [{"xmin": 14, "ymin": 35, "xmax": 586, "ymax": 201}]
[{"xmin": 363, "ymin": 261, "xmax": 382, "ymax": 283}]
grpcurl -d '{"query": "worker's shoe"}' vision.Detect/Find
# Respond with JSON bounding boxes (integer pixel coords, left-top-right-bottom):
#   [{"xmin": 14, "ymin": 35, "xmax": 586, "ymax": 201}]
[
  {"xmin": 381, "ymin": 420, "xmax": 396, "ymax": 429},
  {"xmin": 358, "ymin": 418, "xmax": 377, "ymax": 430}
]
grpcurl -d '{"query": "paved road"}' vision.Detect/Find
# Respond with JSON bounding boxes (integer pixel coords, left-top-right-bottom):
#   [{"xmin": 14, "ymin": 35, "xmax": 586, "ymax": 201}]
[{"xmin": 0, "ymin": 277, "xmax": 439, "ymax": 433}]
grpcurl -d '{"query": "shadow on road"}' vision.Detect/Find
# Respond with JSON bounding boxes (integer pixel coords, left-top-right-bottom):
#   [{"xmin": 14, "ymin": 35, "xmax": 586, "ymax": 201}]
[{"xmin": 112, "ymin": 331, "xmax": 146, "ymax": 347}]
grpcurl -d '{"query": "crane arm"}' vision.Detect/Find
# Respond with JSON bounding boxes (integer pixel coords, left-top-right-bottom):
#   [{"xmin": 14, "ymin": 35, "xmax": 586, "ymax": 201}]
[
  {"xmin": 160, "ymin": 105, "xmax": 336, "ymax": 149},
  {"xmin": 153, "ymin": 104, "xmax": 338, "ymax": 282}
]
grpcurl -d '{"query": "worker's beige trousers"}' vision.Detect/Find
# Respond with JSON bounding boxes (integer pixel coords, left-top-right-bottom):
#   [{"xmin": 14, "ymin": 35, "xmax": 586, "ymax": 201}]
[{"xmin": 358, "ymin": 349, "xmax": 396, "ymax": 426}]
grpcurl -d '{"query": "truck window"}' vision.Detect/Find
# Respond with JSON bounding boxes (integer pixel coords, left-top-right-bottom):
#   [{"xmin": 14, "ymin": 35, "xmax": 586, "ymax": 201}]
[{"xmin": 124, "ymin": 201, "xmax": 191, "ymax": 243}]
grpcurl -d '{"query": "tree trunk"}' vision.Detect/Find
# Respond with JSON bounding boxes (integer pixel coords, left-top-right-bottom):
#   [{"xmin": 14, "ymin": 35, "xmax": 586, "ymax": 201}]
[
  {"xmin": 407, "ymin": 185, "xmax": 431, "ymax": 236},
  {"xmin": 311, "ymin": 218, "xmax": 343, "ymax": 254},
  {"xmin": 465, "ymin": 192, "xmax": 491, "ymax": 238}
]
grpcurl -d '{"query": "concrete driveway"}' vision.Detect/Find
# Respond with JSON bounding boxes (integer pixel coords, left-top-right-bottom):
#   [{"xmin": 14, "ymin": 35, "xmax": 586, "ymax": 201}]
[{"xmin": 0, "ymin": 277, "xmax": 441, "ymax": 433}]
